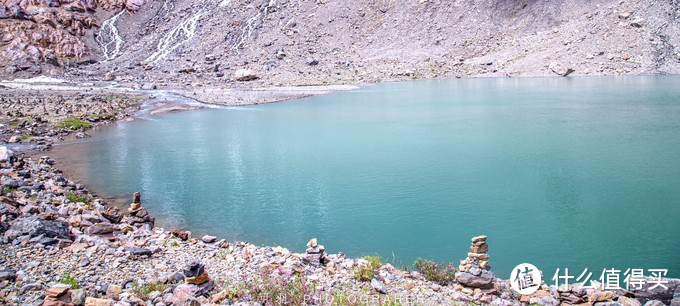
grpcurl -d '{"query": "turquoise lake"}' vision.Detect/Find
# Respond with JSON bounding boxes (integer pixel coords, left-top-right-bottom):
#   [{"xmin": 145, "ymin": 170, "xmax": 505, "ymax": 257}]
[{"xmin": 54, "ymin": 76, "xmax": 680, "ymax": 279}]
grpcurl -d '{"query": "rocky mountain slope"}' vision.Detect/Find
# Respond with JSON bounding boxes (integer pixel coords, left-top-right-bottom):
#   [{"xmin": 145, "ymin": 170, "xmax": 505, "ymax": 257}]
[
  {"xmin": 0, "ymin": 0, "xmax": 144, "ymax": 76},
  {"xmin": 2, "ymin": 0, "xmax": 679, "ymax": 86}
]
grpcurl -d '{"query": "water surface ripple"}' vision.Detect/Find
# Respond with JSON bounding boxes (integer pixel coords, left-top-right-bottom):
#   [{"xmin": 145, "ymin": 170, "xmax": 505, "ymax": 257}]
[{"xmin": 53, "ymin": 76, "xmax": 680, "ymax": 278}]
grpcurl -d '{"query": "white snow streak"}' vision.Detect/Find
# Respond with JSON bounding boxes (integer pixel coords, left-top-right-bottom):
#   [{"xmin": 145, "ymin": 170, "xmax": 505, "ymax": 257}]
[
  {"xmin": 232, "ymin": 0, "xmax": 277, "ymax": 52},
  {"xmin": 145, "ymin": 11, "xmax": 204, "ymax": 63},
  {"xmin": 97, "ymin": 11, "xmax": 125, "ymax": 60}
]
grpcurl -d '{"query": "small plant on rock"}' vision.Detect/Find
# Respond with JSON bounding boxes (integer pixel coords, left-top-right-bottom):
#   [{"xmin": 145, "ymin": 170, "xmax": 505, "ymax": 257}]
[
  {"xmin": 412, "ymin": 258, "xmax": 457, "ymax": 285},
  {"xmin": 243, "ymin": 274, "xmax": 318, "ymax": 305},
  {"xmin": 66, "ymin": 193, "xmax": 89, "ymax": 204},
  {"xmin": 210, "ymin": 285, "xmax": 242, "ymax": 303},
  {"xmin": 55, "ymin": 118, "xmax": 92, "ymax": 130},
  {"xmin": 3, "ymin": 187, "xmax": 15, "ymax": 195},
  {"xmin": 89, "ymin": 113, "xmax": 114, "ymax": 121},
  {"xmin": 132, "ymin": 281, "xmax": 170, "ymax": 300},
  {"xmin": 61, "ymin": 272, "xmax": 81, "ymax": 289},
  {"xmin": 353, "ymin": 255, "xmax": 383, "ymax": 282}
]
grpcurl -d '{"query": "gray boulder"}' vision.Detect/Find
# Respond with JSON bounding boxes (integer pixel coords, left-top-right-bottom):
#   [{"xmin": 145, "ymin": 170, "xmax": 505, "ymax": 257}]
[
  {"xmin": 306, "ymin": 57, "xmax": 319, "ymax": 65},
  {"xmin": 83, "ymin": 223, "xmax": 114, "ymax": 236},
  {"xmin": 234, "ymin": 69, "xmax": 258, "ymax": 81},
  {"xmin": 183, "ymin": 261, "xmax": 205, "ymax": 278},
  {"xmin": 159, "ymin": 272, "xmax": 184, "ymax": 284},
  {"xmin": 102, "ymin": 206, "xmax": 123, "ymax": 223},
  {"xmin": 125, "ymin": 247, "xmax": 152, "ymax": 257},
  {"xmin": 128, "ymin": 207, "xmax": 155, "ymax": 226},
  {"xmin": 549, "ymin": 62, "xmax": 575, "ymax": 77},
  {"xmin": 71, "ymin": 288, "xmax": 86, "ymax": 305},
  {"xmin": 630, "ymin": 17, "xmax": 645, "ymax": 28},
  {"xmin": 5, "ymin": 217, "xmax": 71, "ymax": 240},
  {"xmin": 0, "ymin": 146, "xmax": 13, "ymax": 162},
  {"xmin": 626, "ymin": 277, "xmax": 679, "ymax": 305},
  {"xmin": 454, "ymin": 270, "xmax": 495, "ymax": 288}
]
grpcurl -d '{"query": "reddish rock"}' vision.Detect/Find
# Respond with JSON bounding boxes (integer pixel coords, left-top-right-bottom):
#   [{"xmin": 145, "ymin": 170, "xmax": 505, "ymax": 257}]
[
  {"xmin": 45, "ymin": 285, "xmax": 70, "ymax": 298},
  {"xmin": 84, "ymin": 297, "xmax": 112, "ymax": 306},
  {"xmin": 186, "ymin": 272, "xmax": 210, "ymax": 285},
  {"xmin": 590, "ymin": 291, "xmax": 614, "ymax": 302},
  {"xmin": 171, "ymin": 229, "xmax": 190, "ymax": 240},
  {"xmin": 126, "ymin": 0, "xmax": 146, "ymax": 12},
  {"xmin": 171, "ymin": 284, "xmax": 200, "ymax": 303},
  {"xmin": 43, "ymin": 285, "xmax": 73, "ymax": 306},
  {"xmin": 0, "ymin": 0, "xmax": 146, "ymax": 75}
]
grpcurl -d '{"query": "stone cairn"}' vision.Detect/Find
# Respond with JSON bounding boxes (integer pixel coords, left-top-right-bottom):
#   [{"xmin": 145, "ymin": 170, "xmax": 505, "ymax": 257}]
[
  {"xmin": 454, "ymin": 235, "xmax": 495, "ymax": 289},
  {"xmin": 128, "ymin": 192, "xmax": 142, "ymax": 213},
  {"xmin": 304, "ymin": 238, "xmax": 330, "ymax": 267},
  {"xmin": 181, "ymin": 261, "xmax": 215, "ymax": 297},
  {"xmin": 127, "ymin": 192, "xmax": 155, "ymax": 226}
]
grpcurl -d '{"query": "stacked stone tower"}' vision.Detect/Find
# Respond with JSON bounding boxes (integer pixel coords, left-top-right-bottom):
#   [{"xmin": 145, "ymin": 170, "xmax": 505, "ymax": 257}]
[
  {"xmin": 454, "ymin": 235, "xmax": 495, "ymax": 289},
  {"xmin": 304, "ymin": 238, "xmax": 330, "ymax": 266},
  {"xmin": 126, "ymin": 192, "xmax": 155, "ymax": 226}
]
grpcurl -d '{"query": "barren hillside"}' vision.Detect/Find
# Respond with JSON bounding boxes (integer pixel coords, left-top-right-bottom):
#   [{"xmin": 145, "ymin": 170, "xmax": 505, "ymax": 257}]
[{"xmin": 2, "ymin": 0, "xmax": 679, "ymax": 86}]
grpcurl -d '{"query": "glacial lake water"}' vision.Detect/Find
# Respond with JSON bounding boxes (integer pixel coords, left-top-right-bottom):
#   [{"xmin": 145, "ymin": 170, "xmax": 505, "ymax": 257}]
[{"xmin": 53, "ymin": 76, "xmax": 680, "ymax": 278}]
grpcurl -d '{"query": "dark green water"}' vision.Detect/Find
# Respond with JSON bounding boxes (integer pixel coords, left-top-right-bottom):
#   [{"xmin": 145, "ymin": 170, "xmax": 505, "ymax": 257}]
[{"xmin": 54, "ymin": 76, "xmax": 680, "ymax": 278}]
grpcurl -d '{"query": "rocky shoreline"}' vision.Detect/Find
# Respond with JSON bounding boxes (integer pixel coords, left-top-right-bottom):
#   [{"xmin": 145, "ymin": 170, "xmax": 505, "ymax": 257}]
[
  {"xmin": 1, "ymin": 82, "xmax": 680, "ymax": 305},
  {"xmin": 0, "ymin": 90, "xmax": 144, "ymax": 151},
  {"xmin": 1, "ymin": 152, "xmax": 680, "ymax": 305}
]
